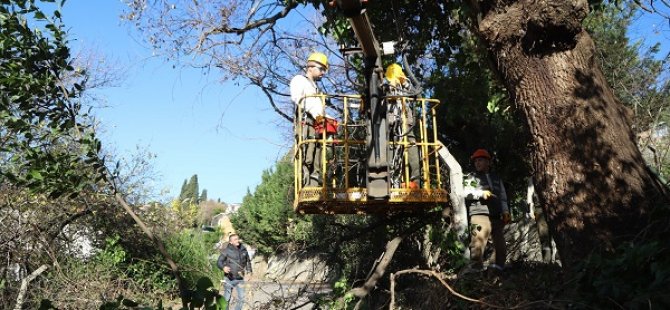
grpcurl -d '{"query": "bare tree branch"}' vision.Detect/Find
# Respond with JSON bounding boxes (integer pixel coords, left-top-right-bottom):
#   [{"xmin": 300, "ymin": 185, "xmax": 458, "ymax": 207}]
[
  {"xmin": 389, "ymin": 269, "xmax": 573, "ymax": 309},
  {"xmin": 340, "ymin": 218, "xmax": 432, "ymax": 307},
  {"xmin": 212, "ymin": 0, "xmax": 299, "ymax": 35},
  {"xmin": 48, "ymin": 207, "xmax": 92, "ymax": 242},
  {"xmin": 113, "ymin": 193, "xmax": 189, "ymax": 309},
  {"xmin": 350, "ymin": 236, "xmax": 403, "ymax": 299},
  {"xmin": 13, "ymin": 264, "xmax": 48, "ymax": 310},
  {"xmin": 252, "ymin": 80, "xmax": 294, "ymax": 122},
  {"xmin": 633, "ymin": 0, "xmax": 670, "ymax": 18},
  {"xmin": 389, "ymin": 269, "xmax": 498, "ymax": 309}
]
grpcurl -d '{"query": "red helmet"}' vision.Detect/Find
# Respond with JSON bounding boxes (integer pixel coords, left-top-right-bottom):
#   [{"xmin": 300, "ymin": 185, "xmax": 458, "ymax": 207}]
[{"xmin": 470, "ymin": 149, "xmax": 491, "ymax": 160}]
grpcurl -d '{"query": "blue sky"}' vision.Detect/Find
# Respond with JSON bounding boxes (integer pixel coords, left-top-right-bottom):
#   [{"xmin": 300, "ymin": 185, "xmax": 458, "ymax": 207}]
[
  {"xmin": 61, "ymin": 0, "xmax": 291, "ymax": 203},
  {"xmin": 57, "ymin": 1, "xmax": 668, "ymax": 204},
  {"xmin": 628, "ymin": 6, "xmax": 670, "ymax": 59}
]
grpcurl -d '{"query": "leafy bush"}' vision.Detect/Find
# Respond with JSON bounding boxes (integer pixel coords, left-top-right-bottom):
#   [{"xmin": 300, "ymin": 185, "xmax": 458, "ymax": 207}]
[
  {"xmin": 232, "ymin": 157, "xmax": 314, "ymax": 255},
  {"xmin": 577, "ymin": 202, "xmax": 670, "ymax": 309},
  {"xmin": 35, "ymin": 237, "xmax": 170, "ymax": 309},
  {"xmin": 165, "ymin": 230, "xmax": 226, "ymax": 289}
]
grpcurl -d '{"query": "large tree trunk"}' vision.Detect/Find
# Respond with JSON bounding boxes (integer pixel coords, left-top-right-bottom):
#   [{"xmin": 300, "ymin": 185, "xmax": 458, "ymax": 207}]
[{"xmin": 470, "ymin": 0, "xmax": 667, "ymax": 266}]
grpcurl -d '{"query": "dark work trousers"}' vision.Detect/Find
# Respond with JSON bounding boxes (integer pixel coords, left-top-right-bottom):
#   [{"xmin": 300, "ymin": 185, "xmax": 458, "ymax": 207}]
[{"xmin": 300, "ymin": 119, "xmax": 322, "ymax": 186}]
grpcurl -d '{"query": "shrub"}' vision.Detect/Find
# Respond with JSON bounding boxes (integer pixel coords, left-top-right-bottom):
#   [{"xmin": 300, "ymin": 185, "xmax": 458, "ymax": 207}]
[{"xmin": 165, "ymin": 230, "xmax": 226, "ymax": 289}]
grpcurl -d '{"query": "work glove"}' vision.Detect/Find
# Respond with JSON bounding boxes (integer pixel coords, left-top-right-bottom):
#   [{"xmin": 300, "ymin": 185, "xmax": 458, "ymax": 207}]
[
  {"xmin": 482, "ymin": 190, "xmax": 496, "ymax": 200},
  {"xmin": 502, "ymin": 212, "xmax": 511, "ymax": 224}
]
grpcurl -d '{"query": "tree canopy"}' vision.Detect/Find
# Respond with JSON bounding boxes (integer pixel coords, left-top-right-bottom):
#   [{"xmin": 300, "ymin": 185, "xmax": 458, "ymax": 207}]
[{"xmin": 1, "ymin": 0, "xmax": 105, "ymax": 198}]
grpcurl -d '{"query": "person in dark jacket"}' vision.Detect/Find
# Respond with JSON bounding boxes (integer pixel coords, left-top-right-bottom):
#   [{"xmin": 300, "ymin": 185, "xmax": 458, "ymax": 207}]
[
  {"xmin": 463, "ymin": 149, "xmax": 511, "ymax": 271},
  {"xmin": 217, "ymin": 233, "xmax": 252, "ymax": 310}
]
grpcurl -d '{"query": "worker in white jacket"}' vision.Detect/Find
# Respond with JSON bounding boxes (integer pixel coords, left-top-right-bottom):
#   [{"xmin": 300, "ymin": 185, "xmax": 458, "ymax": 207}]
[{"xmin": 290, "ymin": 52, "xmax": 332, "ymax": 186}]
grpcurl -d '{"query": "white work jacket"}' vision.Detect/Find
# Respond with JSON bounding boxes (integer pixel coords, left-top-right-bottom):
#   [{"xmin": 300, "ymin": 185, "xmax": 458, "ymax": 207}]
[{"xmin": 290, "ymin": 75, "xmax": 327, "ymax": 119}]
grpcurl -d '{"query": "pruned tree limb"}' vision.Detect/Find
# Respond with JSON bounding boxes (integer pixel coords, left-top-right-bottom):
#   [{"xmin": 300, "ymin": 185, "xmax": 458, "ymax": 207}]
[
  {"xmin": 343, "ymin": 219, "xmax": 430, "ymax": 307},
  {"xmin": 13, "ymin": 264, "xmax": 48, "ymax": 310},
  {"xmin": 436, "ymin": 141, "xmax": 468, "ymax": 258},
  {"xmin": 389, "ymin": 269, "xmax": 497, "ymax": 309},
  {"xmin": 350, "ymin": 236, "xmax": 403, "ymax": 299},
  {"xmin": 389, "ymin": 269, "xmax": 576, "ymax": 309},
  {"xmin": 113, "ymin": 193, "xmax": 188, "ymax": 309}
]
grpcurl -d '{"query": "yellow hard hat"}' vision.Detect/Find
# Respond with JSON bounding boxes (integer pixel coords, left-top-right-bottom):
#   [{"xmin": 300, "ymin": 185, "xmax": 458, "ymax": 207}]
[
  {"xmin": 385, "ymin": 63, "xmax": 407, "ymax": 86},
  {"xmin": 307, "ymin": 52, "xmax": 328, "ymax": 69}
]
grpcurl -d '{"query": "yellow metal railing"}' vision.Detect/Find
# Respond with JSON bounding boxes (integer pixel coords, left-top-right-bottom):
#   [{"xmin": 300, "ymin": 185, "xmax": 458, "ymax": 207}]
[
  {"xmin": 294, "ymin": 94, "xmax": 366, "ymax": 198},
  {"xmin": 293, "ymin": 94, "xmax": 447, "ymax": 212}
]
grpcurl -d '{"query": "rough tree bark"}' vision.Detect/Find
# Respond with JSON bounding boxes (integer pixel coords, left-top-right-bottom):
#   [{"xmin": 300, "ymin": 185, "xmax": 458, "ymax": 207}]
[{"xmin": 469, "ymin": 0, "xmax": 668, "ymax": 266}]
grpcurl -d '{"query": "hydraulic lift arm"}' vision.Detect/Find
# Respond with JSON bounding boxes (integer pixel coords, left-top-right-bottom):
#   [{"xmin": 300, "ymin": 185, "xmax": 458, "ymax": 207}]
[{"xmin": 332, "ymin": 0, "xmax": 390, "ymax": 200}]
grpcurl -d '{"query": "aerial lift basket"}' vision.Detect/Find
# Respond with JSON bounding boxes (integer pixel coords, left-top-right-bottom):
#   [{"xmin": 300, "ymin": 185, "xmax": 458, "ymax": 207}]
[{"xmin": 294, "ymin": 94, "xmax": 449, "ymax": 214}]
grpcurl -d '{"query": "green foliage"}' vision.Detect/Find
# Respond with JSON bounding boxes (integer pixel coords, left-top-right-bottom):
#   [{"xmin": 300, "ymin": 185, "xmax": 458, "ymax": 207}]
[
  {"xmin": 180, "ymin": 180, "xmax": 188, "ymax": 198},
  {"xmin": 320, "ymin": 277, "xmax": 355, "ymax": 309},
  {"xmin": 232, "ymin": 157, "xmax": 312, "ymax": 254},
  {"xmin": 46, "ymin": 276, "xmax": 227, "ymax": 310},
  {"xmin": 101, "ymin": 277, "xmax": 227, "ymax": 310},
  {"xmin": 429, "ymin": 226, "xmax": 468, "ymax": 272},
  {"xmin": 179, "ymin": 174, "xmax": 201, "ymax": 204},
  {"xmin": 577, "ymin": 241, "xmax": 670, "ymax": 308},
  {"xmin": 93, "ymin": 234, "xmax": 175, "ymax": 297},
  {"xmin": 97, "ymin": 235, "xmax": 128, "ymax": 268},
  {"xmin": 185, "ymin": 277, "xmax": 227, "ymax": 310},
  {"xmin": 0, "ymin": 0, "xmax": 106, "ymax": 198},
  {"xmin": 577, "ymin": 200, "xmax": 670, "ymax": 309},
  {"xmin": 124, "ymin": 259, "xmax": 176, "ymax": 294},
  {"xmin": 35, "ymin": 246, "xmax": 170, "ymax": 308},
  {"xmin": 165, "ymin": 230, "xmax": 225, "ymax": 289},
  {"xmin": 36, "ymin": 228, "xmax": 229, "ymax": 309},
  {"xmin": 98, "ymin": 295, "xmax": 150, "ymax": 310},
  {"xmin": 584, "ymin": 3, "xmax": 670, "ymax": 135},
  {"xmin": 37, "ymin": 228, "xmax": 230, "ymax": 308},
  {"xmin": 178, "ymin": 175, "xmax": 206, "ymax": 224}
]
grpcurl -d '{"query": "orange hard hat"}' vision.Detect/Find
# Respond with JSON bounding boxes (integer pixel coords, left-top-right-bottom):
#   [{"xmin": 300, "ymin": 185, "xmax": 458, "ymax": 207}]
[{"xmin": 470, "ymin": 149, "xmax": 491, "ymax": 160}]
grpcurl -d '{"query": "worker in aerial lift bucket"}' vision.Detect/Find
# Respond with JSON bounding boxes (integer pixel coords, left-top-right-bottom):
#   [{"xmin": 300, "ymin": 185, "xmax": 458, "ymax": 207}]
[
  {"xmin": 385, "ymin": 63, "xmax": 420, "ymax": 190},
  {"xmin": 290, "ymin": 52, "xmax": 336, "ymax": 186}
]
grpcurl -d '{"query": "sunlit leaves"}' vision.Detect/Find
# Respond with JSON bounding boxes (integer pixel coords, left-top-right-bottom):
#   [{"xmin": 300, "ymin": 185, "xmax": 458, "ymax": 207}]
[{"xmin": 0, "ymin": 0, "xmax": 106, "ymax": 198}]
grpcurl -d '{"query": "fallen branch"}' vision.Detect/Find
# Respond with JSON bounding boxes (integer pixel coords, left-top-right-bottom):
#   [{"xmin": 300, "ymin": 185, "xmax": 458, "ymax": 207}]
[
  {"xmin": 343, "ymin": 219, "xmax": 430, "ymax": 308},
  {"xmin": 114, "ymin": 193, "xmax": 188, "ymax": 309},
  {"xmin": 389, "ymin": 269, "xmax": 497, "ymax": 309},
  {"xmin": 389, "ymin": 269, "xmax": 569, "ymax": 309},
  {"xmin": 13, "ymin": 264, "xmax": 49, "ymax": 310},
  {"xmin": 351, "ymin": 236, "xmax": 403, "ymax": 299}
]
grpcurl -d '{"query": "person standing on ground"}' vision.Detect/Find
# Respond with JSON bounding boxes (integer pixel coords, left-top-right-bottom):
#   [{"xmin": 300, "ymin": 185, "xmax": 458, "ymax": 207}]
[
  {"xmin": 217, "ymin": 233, "xmax": 252, "ymax": 310},
  {"xmin": 464, "ymin": 149, "xmax": 511, "ymax": 271}
]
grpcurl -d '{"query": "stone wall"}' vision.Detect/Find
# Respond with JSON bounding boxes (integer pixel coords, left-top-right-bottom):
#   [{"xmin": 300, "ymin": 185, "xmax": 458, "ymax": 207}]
[{"xmin": 252, "ymin": 253, "xmax": 331, "ymax": 283}]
